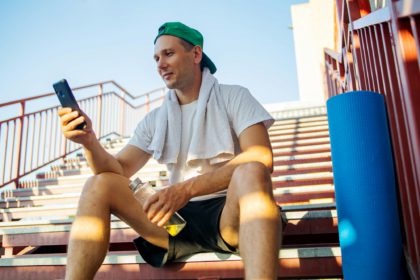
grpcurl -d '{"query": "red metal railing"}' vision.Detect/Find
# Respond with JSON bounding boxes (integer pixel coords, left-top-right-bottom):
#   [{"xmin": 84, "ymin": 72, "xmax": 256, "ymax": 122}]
[
  {"xmin": 324, "ymin": 0, "xmax": 420, "ymax": 278},
  {"xmin": 0, "ymin": 81, "xmax": 165, "ymax": 189}
]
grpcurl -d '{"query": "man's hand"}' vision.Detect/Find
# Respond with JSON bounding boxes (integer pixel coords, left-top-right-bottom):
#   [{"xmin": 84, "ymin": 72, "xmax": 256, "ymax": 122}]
[
  {"xmin": 58, "ymin": 107, "xmax": 95, "ymax": 147},
  {"xmin": 143, "ymin": 181, "xmax": 193, "ymax": 227}
]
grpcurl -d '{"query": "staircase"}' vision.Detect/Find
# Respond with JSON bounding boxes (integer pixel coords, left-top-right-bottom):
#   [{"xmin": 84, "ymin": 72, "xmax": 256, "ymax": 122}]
[{"xmin": 0, "ymin": 106, "xmax": 342, "ymax": 279}]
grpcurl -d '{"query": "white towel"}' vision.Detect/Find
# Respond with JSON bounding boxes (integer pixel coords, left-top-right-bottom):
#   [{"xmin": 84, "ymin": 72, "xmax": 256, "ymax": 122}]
[{"xmin": 148, "ymin": 68, "xmax": 235, "ymax": 166}]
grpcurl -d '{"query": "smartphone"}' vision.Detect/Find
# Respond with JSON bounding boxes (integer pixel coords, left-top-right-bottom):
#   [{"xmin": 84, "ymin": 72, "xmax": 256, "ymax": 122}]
[{"xmin": 53, "ymin": 79, "xmax": 87, "ymax": 130}]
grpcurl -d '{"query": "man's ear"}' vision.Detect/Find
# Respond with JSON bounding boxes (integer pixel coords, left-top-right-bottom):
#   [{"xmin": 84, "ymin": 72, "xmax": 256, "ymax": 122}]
[{"xmin": 193, "ymin": 45, "xmax": 203, "ymax": 65}]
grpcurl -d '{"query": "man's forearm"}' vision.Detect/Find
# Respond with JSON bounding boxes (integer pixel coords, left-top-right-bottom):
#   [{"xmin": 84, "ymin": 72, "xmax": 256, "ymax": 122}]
[
  {"xmin": 83, "ymin": 138, "xmax": 124, "ymax": 175},
  {"xmin": 185, "ymin": 146, "xmax": 273, "ymax": 198}
]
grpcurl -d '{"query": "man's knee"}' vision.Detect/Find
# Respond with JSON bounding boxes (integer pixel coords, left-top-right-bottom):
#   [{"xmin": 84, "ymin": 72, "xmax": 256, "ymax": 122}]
[
  {"xmin": 229, "ymin": 162, "xmax": 272, "ymax": 196},
  {"xmin": 80, "ymin": 172, "xmax": 122, "ymax": 202}
]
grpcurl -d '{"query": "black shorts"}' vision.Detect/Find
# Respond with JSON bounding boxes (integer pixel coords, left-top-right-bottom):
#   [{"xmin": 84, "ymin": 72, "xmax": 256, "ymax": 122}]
[
  {"xmin": 133, "ymin": 196, "xmax": 239, "ymax": 267},
  {"xmin": 133, "ymin": 196, "xmax": 287, "ymax": 268}
]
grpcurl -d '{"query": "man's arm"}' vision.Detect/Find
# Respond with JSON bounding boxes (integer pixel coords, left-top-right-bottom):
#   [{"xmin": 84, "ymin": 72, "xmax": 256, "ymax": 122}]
[
  {"xmin": 144, "ymin": 122, "xmax": 273, "ymax": 226},
  {"xmin": 58, "ymin": 107, "xmax": 150, "ymax": 178},
  {"xmin": 84, "ymin": 140, "xmax": 151, "ymax": 178}
]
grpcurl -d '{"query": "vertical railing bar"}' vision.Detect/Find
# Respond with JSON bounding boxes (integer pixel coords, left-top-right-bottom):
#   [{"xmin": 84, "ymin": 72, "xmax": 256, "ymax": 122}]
[
  {"xmin": 9, "ymin": 120, "xmax": 16, "ymax": 184},
  {"xmin": 352, "ymin": 30, "xmax": 365, "ymax": 89},
  {"xmin": 409, "ymin": 16, "xmax": 420, "ymax": 71},
  {"xmin": 3, "ymin": 123, "xmax": 9, "ymax": 184},
  {"xmin": 12, "ymin": 101, "xmax": 25, "ymax": 187},
  {"xmin": 60, "ymin": 110, "xmax": 66, "ymax": 163},
  {"xmin": 364, "ymin": 27, "xmax": 377, "ymax": 91},
  {"xmin": 105, "ymin": 94, "xmax": 110, "ymax": 136},
  {"xmin": 109, "ymin": 94, "xmax": 113, "ymax": 136},
  {"xmin": 387, "ymin": 21, "xmax": 405, "ymax": 109},
  {"xmin": 48, "ymin": 110, "xmax": 53, "ymax": 163},
  {"xmin": 29, "ymin": 115, "xmax": 36, "ymax": 172},
  {"xmin": 366, "ymin": 26, "xmax": 379, "ymax": 92},
  {"xmin": 23, "ymin": 116, "xmax": 30, "ymax": 175},
  {"xmin": 368, "ymin": 25, "xmax": 382, "ymax": 92},
  {"xmin": 19, "ymin": 116, "xmax": 27, "ymax": 176},
  {"xmin": 325, "ymin": 57, "xmax": 333, "ymax": 98},
  {"xmin": 51, "ymin": 108, "xmax": 58, "ymax": 162},
  {"xmin": 344, "ymin": 35, "xmax": 352, "ymax": 91},
  {"xmin": 112, "ymin": 94, "xmax": 116, "ymax": 136},
  {"xmin": 97, "ymin": 84, "xmax": 103, "ymax": 139},
  {"xmin": 107, "ymin": 94, "xmax": 110, "ymax": 136},
  {"xmin": 359, "ymin": 28, "xmax": 372, "ymax": 89},
  {"xmin": 42, "ymin": 110, "xmax": 49, "ymax": 165},
  {"xmin": 119, "ymin": 93, "xmax": 124, "ymax": 137},
  {"xmin": 0, "ymin": 124, "xmax": 3, "ymax": 184},
  {"xmin": 361, "ymin": 28, "xmax": 375, "ymax": 91},
  {"xmin": 373, "ymin": 24, "xmax": 387, "ymax": 95},
  {"xmin": 36, "ymin": 112, "xmax": 43, "ymax": 167}
]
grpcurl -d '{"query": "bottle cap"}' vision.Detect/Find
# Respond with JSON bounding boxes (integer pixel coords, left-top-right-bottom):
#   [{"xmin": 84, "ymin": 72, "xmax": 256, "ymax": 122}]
[{"xmin": 129, "ymin": 177, "xmax": 142, "ymax": 191}]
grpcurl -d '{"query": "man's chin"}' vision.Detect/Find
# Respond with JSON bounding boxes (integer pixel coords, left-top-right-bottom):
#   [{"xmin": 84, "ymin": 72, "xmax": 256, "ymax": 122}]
[{"xmin": 164, "ymin": 81, "xmax": 176, "ymax": 89}]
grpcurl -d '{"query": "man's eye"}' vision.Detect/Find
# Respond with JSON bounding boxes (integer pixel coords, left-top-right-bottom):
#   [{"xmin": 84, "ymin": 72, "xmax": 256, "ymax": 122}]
[{"xmin": 167, "ymin": 52, "xmax": 174, "ymax": 56}]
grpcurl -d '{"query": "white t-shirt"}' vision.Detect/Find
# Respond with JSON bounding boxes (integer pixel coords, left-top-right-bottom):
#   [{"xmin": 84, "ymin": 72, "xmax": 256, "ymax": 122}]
[{"xmin": 128, "ymin": 84, "xmax": 274, "ymax": 201}]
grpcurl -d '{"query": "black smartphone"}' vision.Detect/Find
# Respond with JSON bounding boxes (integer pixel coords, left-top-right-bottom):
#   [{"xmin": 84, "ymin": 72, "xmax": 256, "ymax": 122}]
[{"xmin": 53, "ymin": 79, "xmax": 87, "ymax": 130}]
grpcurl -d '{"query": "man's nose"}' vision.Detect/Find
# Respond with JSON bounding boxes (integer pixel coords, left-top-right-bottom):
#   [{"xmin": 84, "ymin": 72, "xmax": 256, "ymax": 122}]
[{"xmin": 157, "ymin": 58, "xmax": 167, "ymax": 70}]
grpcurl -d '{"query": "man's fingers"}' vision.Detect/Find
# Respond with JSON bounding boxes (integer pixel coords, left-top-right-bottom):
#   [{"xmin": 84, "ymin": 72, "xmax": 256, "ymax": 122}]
[
  {"xmin": 143, "ymin": 193, "xmax": 159, "ymax": 213},
  {"xmin": 64, "ymin": 116, "xmax": 85, "ymax": 131},
  {"xmin": 60, "ymin": 111, "xmax": 79, "ymax": 127},
  {"xmin": 57, "ymin": 107, "xmax": 72, "ymax": 117},
  {"xmin": 146, "ymin": 201, "xmax": 162, "ymax": 222},
  {"xmin": 158, "ymin": 211, "xmax": 174, "ymax": 227},
  {"xmin": 64, "ymin": 129, "xmax": 87, "ymax": 139},
  {"xmin": 151, "ymin": 204, "xmax": 170, "ymax": 224}
]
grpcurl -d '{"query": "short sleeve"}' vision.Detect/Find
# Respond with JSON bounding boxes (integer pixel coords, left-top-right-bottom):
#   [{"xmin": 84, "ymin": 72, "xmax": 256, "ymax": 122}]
[
  {"xmin": 222, "ymin": 85, "xmax": 275, "ymax": 137},
  {"xmin": 127, "ymin": 109, "xmax": 158, "ymax": 154}
]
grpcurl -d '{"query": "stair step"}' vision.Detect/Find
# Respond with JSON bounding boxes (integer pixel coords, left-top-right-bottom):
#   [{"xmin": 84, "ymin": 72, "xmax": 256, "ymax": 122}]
[
  {"xmin": 269, "ymin": 125, "xmax": 329, "ymax": 137},
  {"xmin": 273, "ymin": 143, "xmax": 330, "ymax": 153},
  {"xmin": 19, "ymin": 174, "xmax": 169, "ymax": 188},
  {"xmin": 270, "ymin": 131, "xmax": 329, "ymax": 142},
  {"xmin": 36, "ymin": 168, "xmax": 167, "ymax": 180},
  {"xmin": 274, "ymin": 184, "xmax": 335, "ymax": 205},
  {"xmin": 0, "ymin": 207, "xmax": 336, "ymax": 230},
  {"xmin": 271, "ymin": 137, "xmax": 330, "ymax": 148},
  {"xmin": 0, "ymin": 199, "xmax": 337, "ymax": 222},
  {"xmin": 0, "ymin": 247, "xmax": 342, "ymax": 279},
  {"xmin": 270, "ymin": 120, "xmax": 328, "ymax": 131},
  {"xmin": 0, "ymin": 202, "xmax": 336, "ymax": 229},
  {"xmin": 0, "ymin": 210, "xmax": 337, "ymax": 248},
  {"xmin": 271, "ymin": 115, "xmax": 328, "ymax": 126},
  {"xmin": 274, "ymin": 154, "xmax": 331, "ymax": 165}
]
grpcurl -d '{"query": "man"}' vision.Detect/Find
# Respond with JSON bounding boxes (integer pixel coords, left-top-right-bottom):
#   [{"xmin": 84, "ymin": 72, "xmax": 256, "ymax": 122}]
[{"xmin": 59, "ymin": 22, "xmax": 281, "ymax": 280}]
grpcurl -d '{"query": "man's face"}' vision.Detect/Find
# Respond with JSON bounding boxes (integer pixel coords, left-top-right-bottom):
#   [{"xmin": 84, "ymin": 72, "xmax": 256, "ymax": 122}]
[{"xmin": 154, "ymin": 35, "xmax": 197, "ymax": 90}]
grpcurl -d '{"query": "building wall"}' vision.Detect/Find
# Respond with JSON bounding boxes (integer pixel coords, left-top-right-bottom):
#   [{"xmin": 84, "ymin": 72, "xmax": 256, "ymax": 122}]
[{"xmin": 291, "ymin": 0, "xmax": 336, "ymax": 102}]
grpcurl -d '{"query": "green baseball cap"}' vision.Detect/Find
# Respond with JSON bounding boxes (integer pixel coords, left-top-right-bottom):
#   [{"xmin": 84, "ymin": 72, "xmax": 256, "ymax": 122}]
[{"xmin": 154, "ymin": 22, "xmax": 217, "ymax": 74}]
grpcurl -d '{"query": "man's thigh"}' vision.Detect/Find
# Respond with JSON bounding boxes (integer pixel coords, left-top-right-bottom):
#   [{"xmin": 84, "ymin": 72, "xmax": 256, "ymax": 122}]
[{"xmin": 81, "ymin": 172, "xmax": 169, "ymax": 249}]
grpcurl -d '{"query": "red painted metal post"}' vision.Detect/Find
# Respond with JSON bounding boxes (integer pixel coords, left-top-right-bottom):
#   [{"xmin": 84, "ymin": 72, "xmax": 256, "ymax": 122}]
[
  {"xmin": 13, "ymin": 101, "xmax": 25, "ymax": 189},
  {"xmin": 97, "ymin": 84, "xmax": 103, "ymax": 138}
]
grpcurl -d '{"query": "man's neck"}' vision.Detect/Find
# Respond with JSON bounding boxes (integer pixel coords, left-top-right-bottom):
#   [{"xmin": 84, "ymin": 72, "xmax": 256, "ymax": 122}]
[{"xmin": 175, "ymin": 70, "xmax": 202, "ymax": 105}]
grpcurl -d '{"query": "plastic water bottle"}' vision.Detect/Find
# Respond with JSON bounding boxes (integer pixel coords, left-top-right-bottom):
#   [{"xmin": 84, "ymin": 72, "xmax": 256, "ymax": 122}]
[{"xmin": 129, "ymin": 177, "xmax": 186, "ymax": 237}]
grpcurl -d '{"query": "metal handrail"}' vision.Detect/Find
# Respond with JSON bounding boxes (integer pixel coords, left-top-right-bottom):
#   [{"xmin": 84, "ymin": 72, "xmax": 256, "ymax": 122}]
[
  {"xmin": 324, "ymin": 0, "xmax": 420, "ymax": 278},
  {"xmin": 0, "ymin": 81, "xmax": 166, "ymax": 189}
]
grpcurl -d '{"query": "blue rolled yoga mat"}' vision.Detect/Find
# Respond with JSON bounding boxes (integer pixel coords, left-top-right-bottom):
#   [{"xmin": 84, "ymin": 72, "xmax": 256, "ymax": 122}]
[{"xmin": 327, "ymin": 91, "xmax": 405, "ymax": 279}]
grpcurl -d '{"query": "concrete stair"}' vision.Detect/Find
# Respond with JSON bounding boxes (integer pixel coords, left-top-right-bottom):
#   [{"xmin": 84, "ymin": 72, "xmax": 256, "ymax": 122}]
[{"xmin": 0, "ymin": 110, "xmax": 342, "ymax": 279}]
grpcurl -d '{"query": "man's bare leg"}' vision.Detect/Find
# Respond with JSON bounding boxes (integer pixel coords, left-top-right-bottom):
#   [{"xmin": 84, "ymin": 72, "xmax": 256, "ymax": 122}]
[
  {"xmin": 65, "ymin": 172, "xmax": 168, "ymax": 280},
  {"xmin": 220, "ymin": 162, "xmax": 281, "ymax": 280}
]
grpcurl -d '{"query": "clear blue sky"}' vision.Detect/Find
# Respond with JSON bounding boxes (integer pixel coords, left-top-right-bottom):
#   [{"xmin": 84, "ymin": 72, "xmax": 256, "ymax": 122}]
[{"xmin": 0, "ymin": 0, "xmax": 307, "ymax": 106}]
